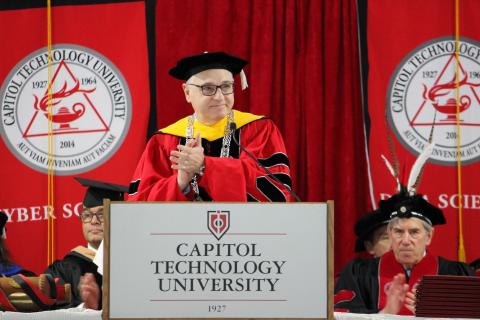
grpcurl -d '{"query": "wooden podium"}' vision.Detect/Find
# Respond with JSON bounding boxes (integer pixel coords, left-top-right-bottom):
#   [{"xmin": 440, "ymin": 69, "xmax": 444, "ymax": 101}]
[{"xmin": 102, "ymin": 201, "xmax": 334, "ymax": 320}]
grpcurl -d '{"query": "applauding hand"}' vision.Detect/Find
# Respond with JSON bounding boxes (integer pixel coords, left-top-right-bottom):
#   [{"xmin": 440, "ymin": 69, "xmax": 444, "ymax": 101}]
[
  {"xmin": 170, "ymin": 132, "xmax": 205, "ymax": 190},
  {"xmin": 380, "ymin": 273, "xmax": 410, "ymax": 314},
  {"xmin": 78, "ymin": 273, "xmax": 100, "ymax": 310}
]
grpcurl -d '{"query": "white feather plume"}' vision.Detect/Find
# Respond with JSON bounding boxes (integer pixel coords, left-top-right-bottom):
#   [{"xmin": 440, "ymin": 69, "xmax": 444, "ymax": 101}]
[
  {"xmin": 407, "ymin": 142, "xmax": 435, "ymax": 194},
  {"xmin": 381, "ymin": 154, "xmax": 401, "ymax": 192}
]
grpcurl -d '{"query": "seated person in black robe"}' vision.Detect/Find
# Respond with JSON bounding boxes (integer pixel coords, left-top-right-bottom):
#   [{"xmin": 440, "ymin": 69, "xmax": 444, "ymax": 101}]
[
  {"xmin": 44, "ymin": 178, "xmax": 128, "ymax": 309},
  {"xmin": 0, "ymin": 211, "xmax": 35, "ymax": 277},
  {"xmin": 334, "ymin": 191, "xmax": 476, "ymax": 315},
  {"xmin": 354, "ymin": 208, "xmax": 391, "ymax": 258},
  {"xmin": 470, "ymin": 258, "xmax": 480, "ymax": 276},
  {"xmin": 334, "ymin": 208, "xmax": 391, "ymax": 286}
]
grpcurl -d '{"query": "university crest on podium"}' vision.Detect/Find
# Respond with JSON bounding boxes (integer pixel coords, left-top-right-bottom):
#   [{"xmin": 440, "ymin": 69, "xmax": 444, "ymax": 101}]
[{"xmin": 207, "ymin": 210, "xmax": 230, "ymax": 240}]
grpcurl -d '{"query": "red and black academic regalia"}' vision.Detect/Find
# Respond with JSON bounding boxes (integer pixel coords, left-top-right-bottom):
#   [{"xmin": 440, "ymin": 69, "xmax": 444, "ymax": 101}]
[
  {"xmin": 128, "ymin": 110, "xmax": 294, "ymax": 202},
  {"xmin": 334, "ymin": 250, "xmax": 476, "ymax": 315},
  {"xmin": 44, "ymin": 246, "xmax": 102, "ymax": 308}
]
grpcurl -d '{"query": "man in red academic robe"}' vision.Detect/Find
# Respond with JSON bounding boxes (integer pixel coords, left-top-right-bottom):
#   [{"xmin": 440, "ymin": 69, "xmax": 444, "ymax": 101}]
[
  {"xmin": 334, "ymin": 191, "xmax": 476, "ymax": 315},
  {"xmin": 128, "ymin": 52, "xmax": 294, "ymax": 202}
]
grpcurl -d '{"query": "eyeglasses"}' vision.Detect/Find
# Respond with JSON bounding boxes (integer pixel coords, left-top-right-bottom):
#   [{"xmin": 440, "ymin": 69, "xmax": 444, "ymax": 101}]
[
  {"xmin": 79, "ymin": 211, "xmax": 104, "ymax": 223},
  {"xmin": 187, "ymin": 82, "xmax": 234, "ymax": 96}
]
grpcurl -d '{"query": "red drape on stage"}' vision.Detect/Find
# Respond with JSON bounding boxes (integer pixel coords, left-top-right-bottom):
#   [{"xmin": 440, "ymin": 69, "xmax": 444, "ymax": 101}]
[{"xmin": 153, "ymin": 0, "xmax": 369, "ymax": 272}]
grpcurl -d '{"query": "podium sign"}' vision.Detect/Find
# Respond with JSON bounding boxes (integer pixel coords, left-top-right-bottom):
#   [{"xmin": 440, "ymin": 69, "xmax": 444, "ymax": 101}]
[{"xmin": 103, "ymin": 202, "xmax": 333, "ymax": 319}]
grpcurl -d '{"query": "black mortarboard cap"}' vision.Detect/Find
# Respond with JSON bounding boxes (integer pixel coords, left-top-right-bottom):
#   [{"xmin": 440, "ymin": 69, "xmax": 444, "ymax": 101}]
[
  {"xmin": 75, "ymin": 177, "xmax": 129, "ymax": 208},
  {"xmin": 378, "ymin": 192, "xmax": 446, "ymax": 226},
  {"xmin": 169, "ymin": 52, "xmax": 248, "ymax": 80},
  {"xmin": 354, "ymin": 208, "xmax": 391, "ymax": 252},
  {"xmin": 0, "ymin": 212, "xmax": 7, "ymax": 236}
]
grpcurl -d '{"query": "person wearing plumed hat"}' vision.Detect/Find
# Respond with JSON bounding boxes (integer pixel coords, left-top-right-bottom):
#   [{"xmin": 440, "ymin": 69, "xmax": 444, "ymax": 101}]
[
  {"xmin": 354, "ymin": 208, "xmax": 391, "ymax": 258},
  {"xmin": 128, "ymin": 52, "xmax": 294, "ymax": 202},
  {"xmin": 334, "ymin": 147, "xmax": 476, "ymax": 316},
  {"xmin": 335, "ymin": 191, "xmax": 476, "ymax": 315},
  {"xmin": 44, "ymin": 178, "xmax": 128, "ymax": 309}
]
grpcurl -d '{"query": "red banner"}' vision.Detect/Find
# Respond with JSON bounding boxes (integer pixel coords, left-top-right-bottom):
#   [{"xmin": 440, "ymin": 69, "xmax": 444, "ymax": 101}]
[
  {"xmin": 367, "ymin": 0, "xmax": 480, "ymax": 263},
  {"xmin": 0, "ymin": 1, "xmax": 150, "ymax": 274}
]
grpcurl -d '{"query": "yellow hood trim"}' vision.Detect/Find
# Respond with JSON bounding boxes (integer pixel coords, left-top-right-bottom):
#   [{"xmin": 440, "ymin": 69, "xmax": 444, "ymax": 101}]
[{"xmin": 159, "ymin": 110, "xmax": 264, "ymax": 141}]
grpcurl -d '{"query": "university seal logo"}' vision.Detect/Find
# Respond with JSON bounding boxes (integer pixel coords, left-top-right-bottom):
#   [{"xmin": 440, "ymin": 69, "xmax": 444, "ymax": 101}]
[
  {"xmin": 387, "ymin": 37, "xmax": 480, "ymax": 165},
  {"xmin": 0, "ymin": 44, "xmax": 131, "ymax": 175},
  {"xmin": 207, "ymin": 210, "xmax": 230, "ymax": 240}
]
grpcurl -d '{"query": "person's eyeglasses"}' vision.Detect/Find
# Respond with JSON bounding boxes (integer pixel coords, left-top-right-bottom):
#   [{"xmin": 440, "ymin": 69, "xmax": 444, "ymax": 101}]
[
  {"xmin": 187, "ymin": 82, "xmax": 234, "ymax": 96},
  {"xmin": 79, "ymin": 211, "xmax": 104, "ymax": 223}
]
